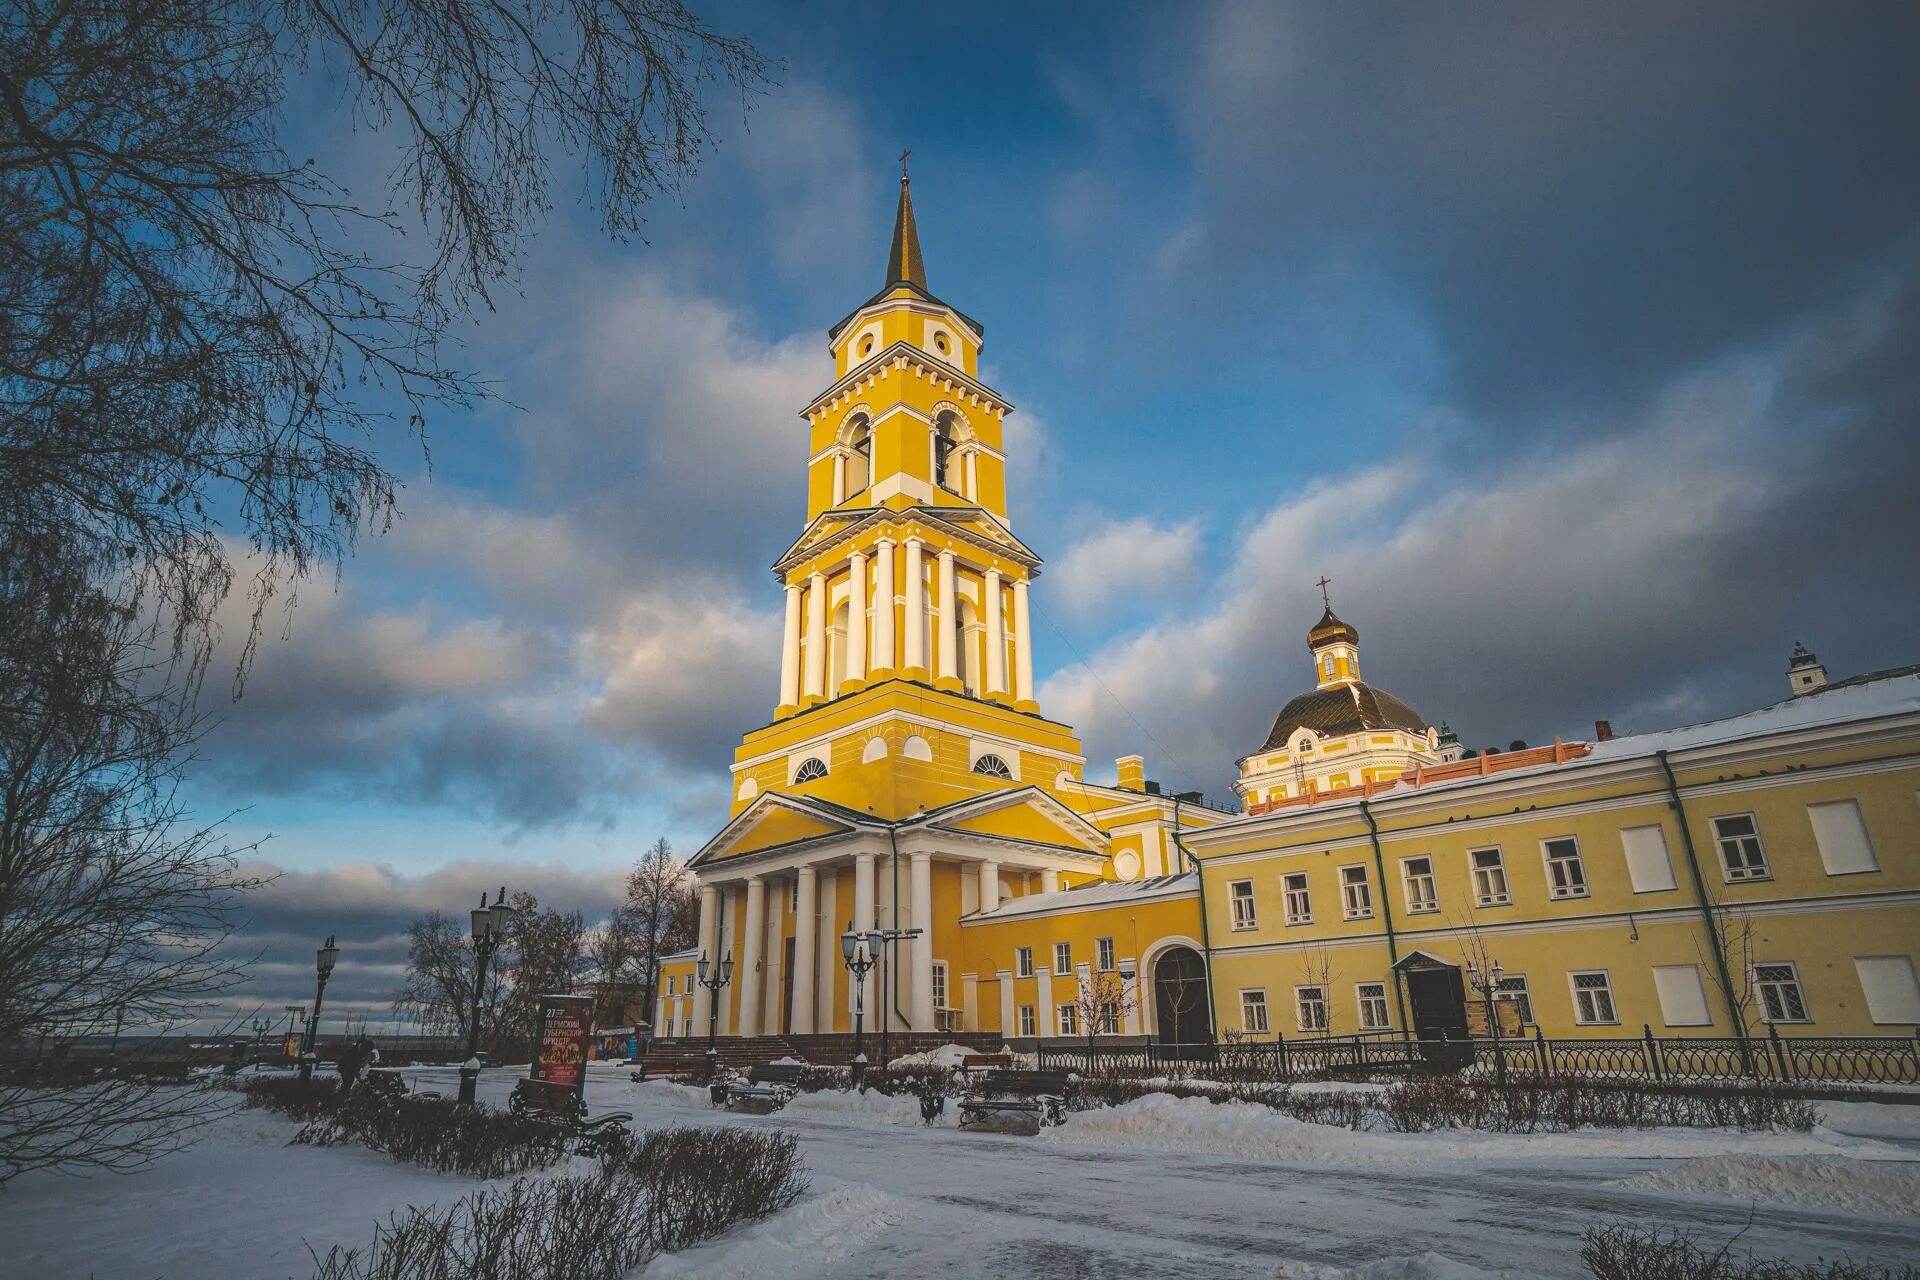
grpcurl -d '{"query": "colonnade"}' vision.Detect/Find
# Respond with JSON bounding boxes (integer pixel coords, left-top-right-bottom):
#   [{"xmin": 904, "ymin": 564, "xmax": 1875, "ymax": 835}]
[{"xmin": 776, "ymin": 538, "xmax": 1035, "ymax": 709}]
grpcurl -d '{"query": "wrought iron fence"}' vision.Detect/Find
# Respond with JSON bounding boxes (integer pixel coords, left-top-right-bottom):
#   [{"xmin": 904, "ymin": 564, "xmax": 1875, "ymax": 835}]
[{"xmin": 1037, "ymin": 1024, "xmax": 1920, "ymax": 1087}]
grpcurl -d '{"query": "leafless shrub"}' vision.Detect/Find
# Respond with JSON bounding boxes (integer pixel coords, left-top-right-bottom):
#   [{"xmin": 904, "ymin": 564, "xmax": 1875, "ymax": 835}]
[
  {"xmin": 1379, "ymin": 1078, "xmax": 1817, "ymax": 1134},
  {"xmin": 1580, "ymin": 1223, "xmax": 1918, "ymax": 1280},
  {"xmin": 291, "ymin": 1091, "xmax": 568, "ymax": 1178}
]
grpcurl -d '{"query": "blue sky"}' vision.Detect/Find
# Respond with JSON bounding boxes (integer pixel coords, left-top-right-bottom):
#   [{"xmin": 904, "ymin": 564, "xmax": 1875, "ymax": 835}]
[{"xmin": 200, "ymin": 2, "xmax": 1920, "ymax": 1022}]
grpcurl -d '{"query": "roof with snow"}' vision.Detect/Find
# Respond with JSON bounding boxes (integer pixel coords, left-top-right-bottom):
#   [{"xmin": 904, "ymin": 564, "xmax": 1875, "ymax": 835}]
[{"xmin": 968, "ymin": 872, "xmax": 1198, "ymax": 922}]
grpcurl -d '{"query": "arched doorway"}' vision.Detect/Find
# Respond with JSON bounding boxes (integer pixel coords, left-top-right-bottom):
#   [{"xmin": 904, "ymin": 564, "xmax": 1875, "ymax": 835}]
[{"xmin": 1153, "ymin": 946, "xmax": 1212, "ymax": 1049}]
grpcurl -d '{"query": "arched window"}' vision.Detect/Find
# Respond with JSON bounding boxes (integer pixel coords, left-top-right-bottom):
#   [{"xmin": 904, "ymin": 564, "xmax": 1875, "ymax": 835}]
[
  {"xmin": 792, "ymin": 757, "xmax": 829, "ymax": 783},
  {"xmin": 847, "ymin": 416, "xmax": 871, "ymax": 495},
  {"xmin": 934, "ymin": 413, "xmax": 958, "ymax": 491},
  {"xmin": 972, "ymin": 753, "xmax": 1013, "ymax": 779}
]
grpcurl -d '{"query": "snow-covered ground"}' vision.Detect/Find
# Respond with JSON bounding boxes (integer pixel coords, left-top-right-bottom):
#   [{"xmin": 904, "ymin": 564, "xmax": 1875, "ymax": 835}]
[{"xmin": 3, "ymin": 1062, "xmax": 1916, "ymax": 1279}]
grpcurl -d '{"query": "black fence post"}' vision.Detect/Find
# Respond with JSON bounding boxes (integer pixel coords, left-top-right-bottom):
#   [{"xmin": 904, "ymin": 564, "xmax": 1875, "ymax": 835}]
[
  {"xmin": 1642, "ymin": 1024, "xmax": 1662, "ymax": 1082},
  {"xmin": 1275, "ymin": 1029, "xmax": 1289, "ymax": 1080},
  {"xmin": 1769, "ymin": 1023, "xmax": 1792, "ymax": 1082},
  {"xmin": 1533, "ymin": 1024, "xmax": 1551, "ymax": 1079}
]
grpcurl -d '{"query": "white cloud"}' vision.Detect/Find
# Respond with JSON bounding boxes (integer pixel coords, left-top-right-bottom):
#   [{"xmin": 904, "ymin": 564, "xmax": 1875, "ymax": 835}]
[{"xmin": 1049, "ymin": 516, "xmax": 1203, "ymax": 619}]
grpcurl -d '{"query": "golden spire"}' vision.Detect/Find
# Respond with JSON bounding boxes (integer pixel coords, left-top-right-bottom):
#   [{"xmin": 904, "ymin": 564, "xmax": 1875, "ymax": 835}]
[{"xmin": 884, "ymin": 149, "xmax": 927, "ymax": 291}]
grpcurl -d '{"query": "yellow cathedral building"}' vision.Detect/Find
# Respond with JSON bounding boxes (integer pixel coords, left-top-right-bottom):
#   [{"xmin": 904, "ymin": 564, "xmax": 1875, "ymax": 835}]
[{"xmin": 655, "ymin": 173, "xmax": 1920, "ymax": 1055}]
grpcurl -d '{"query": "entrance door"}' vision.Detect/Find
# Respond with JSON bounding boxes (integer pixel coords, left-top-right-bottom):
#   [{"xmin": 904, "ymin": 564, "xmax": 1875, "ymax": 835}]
[
  {"xmin": 1153, "ymin": 947, "xmax": 1212, "ymax": 1052},
  {"xmin": 781, "ymin": 937, "xmax": 796, "ymax": 1035},
  {"xmin": 1405, "ymin": 968, "xmax": 1468, "ymax": 1042}
]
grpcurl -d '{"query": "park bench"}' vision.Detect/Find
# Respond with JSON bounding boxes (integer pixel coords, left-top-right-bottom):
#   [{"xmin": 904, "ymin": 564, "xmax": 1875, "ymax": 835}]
[
  {"xmin": 628, "ymin": 1053, "xmax": 709, "ymax": 1082},
  {"xmin": 959, "ymin": 1053, "xmax": 1014, "ymax": 1076},
  {"xmin": 958, "ymin": 1068, "xmax": 1075, "ymax": 1130},
  {"xmin": 716, "ymin": 1062, "xmax": 807, "ymax": 1112},
  {"xmin": 507, "ymin": 1077, "xmax": 632, "ymax": 1156}
]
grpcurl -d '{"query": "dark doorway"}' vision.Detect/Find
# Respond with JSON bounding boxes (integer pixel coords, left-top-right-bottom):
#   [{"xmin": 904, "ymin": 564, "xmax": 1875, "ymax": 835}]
[
  {"xmin": 781, "ymin": 937, "xmax": 796, "ymax": 1035},
  {"xmin": 1404, "ymin": 967, "xmax": 1468, "ymax": 1042},
  {"xmin": 1153, "ymin": 946, "xmax": 1212, "ymax": 1050}
]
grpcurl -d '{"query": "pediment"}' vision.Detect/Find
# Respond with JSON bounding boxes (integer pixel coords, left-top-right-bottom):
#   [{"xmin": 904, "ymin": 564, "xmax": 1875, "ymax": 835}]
[
  {"xmin": 774, "ymin": 510, "xmax": 873, "ymax": 568},
  {"xmin": 691, "ymin": 793, "xmax": 871, "ymax": 866},
  {"xmin": 917, "ymin": 787, "xmax": 1108, "ymax": 854}
]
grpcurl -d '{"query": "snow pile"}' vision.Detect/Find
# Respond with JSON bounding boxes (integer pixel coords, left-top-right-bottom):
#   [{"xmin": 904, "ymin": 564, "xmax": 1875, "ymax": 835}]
[
  {"xmin": 1623, "ymin": 1155, "xmax": 1920, "ymax": 1219},
  {"xmin": 1275, "ymin": 1255, "xmax": 1538, "ymax": 1279},
  {"xmin": 769, "ymin": 1056, "xmax": 807, "ymax": 1067},
  {"xmin": 644, "ymin": 1183, "xmax": 909, "ymax": 1278},
  {"xmin": 781, "ymin": 1089, "xmax": 957, "ymax": 1128},
  {"xmin": 885, "ymin": 1043, "xmax": 976, "ymax": 1070}
]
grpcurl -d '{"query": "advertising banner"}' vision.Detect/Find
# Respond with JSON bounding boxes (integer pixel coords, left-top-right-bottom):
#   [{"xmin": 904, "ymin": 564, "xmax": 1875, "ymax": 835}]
[{"xmin": 532, "ymin": 994, "xmax": 594, "ymax": 1096}]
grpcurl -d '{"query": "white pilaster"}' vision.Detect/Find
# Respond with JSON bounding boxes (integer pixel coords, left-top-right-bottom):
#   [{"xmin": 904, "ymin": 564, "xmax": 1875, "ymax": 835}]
[
  {"xmin": 997, "ymin": 970, "xmax": 1015, "ymax": 1038},
  {"xmin": 983, "ymin": 567, "xmax": 1006, "ymax": 695},
  {"xmin": 1121, "ymin": 959, "xmax": 1143, "ymax": 1036},
  {"xmin": 903, "ymin": 537, "xmax": 926, "ymax": 675},
  {"xmin": 964, "ymin": 450, "xmax": 978, "ymax": 501},
  {"xmin": 961, "ymin": 972, "xmax": 979, "ymax": 1033},
  {"xmin": 803, "ymin": 572, "xmax": 827, "ymax": 700},
  {"xmin": 935, "ymin": 549, "xmax": 958, "ymax": 685},
  {"xmin": 1036, "ymin": 967, "xmax": 1054, "ymax": 1037},
  {"xmin": 844, "ymin": 549, "xmax": 867, "ymax": 687},
  {"xmin": 832, "ymin": 453, "xmax": 846, "ymax": 505},
  {"xmin": 692, "ymin": 883, "xmax": 718, "ymax": 1032},
  {"xmin": 792, "ymin": 867, "xmax": 817, "ymax": 1034},
  {"xmin": 853, "ymin": 853, "xmax": 876, "ymax": 1024},
  {"xmin": 1012, "ymin": 579, "xmax": 1035, "ymax": 704},
  {"xmin": 872, "ymin": 539, "xmax": 896, "ymax": 674},
  {"xmin": 738, "ymin": 878, "xmax": 765, "ymax": 1039},
  {"xmin": 910, "ymin": 852, "xmax": 935, "ymax": 1030},
  {"xmin": 980, "ymin": 859, "xmax": 1000, "ymax": 914},
  {"xmin": 779, "ymin": 585, "xmax": 802, "ymax": 710},
  {"xmin": 654, "ymin": 992, "xmax": 666, "ymax": 1037}
]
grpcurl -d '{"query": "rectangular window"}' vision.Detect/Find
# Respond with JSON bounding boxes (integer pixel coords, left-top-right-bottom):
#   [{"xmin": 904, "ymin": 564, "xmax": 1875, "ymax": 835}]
[
  {"xmin": 1754, "ymin": 963, "xmax": 1810, "ymax": 1024},
  {"xmin": 1470, "ymin": 848, "xmax": 1511, "ymax": 906},
  {"xmin": 1058, "ymin": 1004, "xmax": 1078, "ymax": 1037},
  {"xmin": 1295, "ymin": 985, "xmax": 1328, "ymax": 1032},
  {"xmin": 1542, "ymin": 837, "xmax": 1589, "ymax": 899},
  {"xmin": 1229, "ymin": 879, "xmax": 1258, "ymax": 930},
  {"xmin": 665, "ymin": 976, "xmax": 676, "ymax": 996},
  {"xmin": 1096, "ymin": 936, "xmax": 1116, "ymax": 972},
  {"xmin": 932, "ymin": 961, "xmax": 949, "ymax": 1012},
  {"xmin": 1854, "ymin": 956, "xmax": 1920, "ymax": 1024},
  {"xmin": 1495, "ymin": 974, "xmax": 1533, "ymax": 1026},
  {"xmin": 1808, "ymin": 799, "xmax": 1879, "ymax": 875},
  {"xmin": 1356, "ymin": 982, "xmax": 1391, "ymax": 1031},
  {"xmin": 1341, "ymin": 865, "xmax": 1373, "ymax": 919},
  {"xmin": 1652, "ymin": 964, "xmax": 1711, "ymax": 1027},
  {"xmin": 1402, "ymin": 857, "xmax": 1438, "ymax": 913},
  {"xmin": 1240, "ymin": 989, "xmax": 1270, "ymax": 1034},
  {"xmin": 1015, "ymin": 946, "xmax": 1034, "ymax": 978},
  {"xmin": 1018, "ymin": 1005, "xmax": 1036, "ymax": 1037},
  {"xmin": 1570, "ymin": 971, "xmax": 1619, "ymax": 1025},
  {"xmin": 1712, "ymin": 814, "xmax": 1771, "ymax": 882},
  {"xmin": 1053, "ymin": 942, "xmax": 1072, "ymax": 976},
  {"xmin": 1620, "ymin": 824, "xmax": 1678, "ymax": 893},
  {"xmin": 1283, "ymin": 872, "xmax": 1313, "ymax": 924}
]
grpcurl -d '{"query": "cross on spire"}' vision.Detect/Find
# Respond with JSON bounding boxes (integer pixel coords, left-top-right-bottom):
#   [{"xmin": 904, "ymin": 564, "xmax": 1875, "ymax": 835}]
[
  {"xmin": 899, "ymin": 148, "xmax": 910, "ymax": 180},
  {"xmin": 1316, "ymin": 575, "xmax": 1333, "ymax": 609}
]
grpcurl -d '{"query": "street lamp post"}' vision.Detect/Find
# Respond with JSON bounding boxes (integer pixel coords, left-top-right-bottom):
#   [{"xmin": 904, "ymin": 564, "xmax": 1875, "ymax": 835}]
[
  {"xmin": 298, "ymin": 936, "xmax": 339, "ymax": 1082},
  {"xmin": 1464, "ymin": 956, "xmax": 1507, "ymax": 1083},
  {"xmin": 458, "ymin": 887, "xmax": 515, "ymax": 1106},
  {"xmin": 696, "ymin": 950, "xmax": 734, "ymax": 1074},
  {"xmin": 840, "ymin": 924, "xmax": 882, "ymax": 1090}
]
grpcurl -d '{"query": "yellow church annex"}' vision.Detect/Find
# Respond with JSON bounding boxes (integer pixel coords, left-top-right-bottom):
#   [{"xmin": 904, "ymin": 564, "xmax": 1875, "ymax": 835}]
[{"xmin": 654, "ymin": 172, "xmax": 1920, "ymax": 1056}]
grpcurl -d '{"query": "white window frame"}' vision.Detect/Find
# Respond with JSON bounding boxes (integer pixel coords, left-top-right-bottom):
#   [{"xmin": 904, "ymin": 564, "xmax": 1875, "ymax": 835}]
[
  {"xmin": 1569, "ymin": 970, "xmax": 1619, "ymax": 1025},
  {"xmin": 1057, "ymin": 1004, "xmax": 1078, "ymax": 1037},
  {"xmin": 931, "ymin": 961, "xmax": 949, "ymax": 1012},
  {"xmin": 1340, "ymin": 865, "xmax": 1373, "ymax": 919},
  {"xmin": 1402, "ymin": 856, "xmax": 1438, "ymax": 914},
  {"xmin": 1282, "ymin": 872, "xmax": 1313, "ymax": 925},
  {"xmin": 1541, "ymin": 836, "xmax": 1590, "ymax": 900},
  {"xmin": 1240, "ymin": 989, "xmax": 1270, "ymax": 1034},
  {"xmin": 1754, "ymin": 961, "xmax": 1811, "ymax": 1025},
  {"xmin": 1295, "ymin": 984, "xmax": 1328, "ymax": 1033},
  {"xmin": 1053, "ymin": 941, "xmax": 1072, "ymax": 976},
  {"xmin": 1096, "ymin": 936, "xmax": 1115, "ymax": 972},
  {"xmin": 1015, "ymin": 946, "xmax": 1034, "ymax": 978},
  {"xmin": 1356, "ymin": 982, "xmax": 1391, "ymax": 1031},
  {"xmin": 1807, "ymin": 799, "xmax": 1879, "ymax": 875},
  {"xmin": 1018, "ymin": 1005, "xmax": 1036, "ymax": 1037},
  {"xmin": 1469, "ymin": 847, "xmax": 1511, "ymax": 906},
  {"xmin": 1229, "ymin": 879, "xmax": 1258, "ymax": 931},
  {"xmin": 1495, "ymin": 973, "xmax": 1534, "ymax": 1026},
  {"xmin": 1711, "ymin": 813, "xmax": 1772, "ymax": 882}
]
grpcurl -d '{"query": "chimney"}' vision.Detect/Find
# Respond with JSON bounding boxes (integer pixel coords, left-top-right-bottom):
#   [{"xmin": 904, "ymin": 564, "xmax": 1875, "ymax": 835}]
[
  {"xmin": 1116, "ymin": 755, "xmax": 1146, "ymax": 791},
  {"xmin": 1594, "ymin": 720, "xmax": 1614, "ymax": 742}
]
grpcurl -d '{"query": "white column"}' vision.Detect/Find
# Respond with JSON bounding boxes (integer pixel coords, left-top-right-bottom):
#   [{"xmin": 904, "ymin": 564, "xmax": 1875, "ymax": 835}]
[
  {"xmin": 983, "ymin": 567, "xmax": 1006, "ymax": 695},
  {"xmin": 844, "ymin": 549, "xmax": 867, "ymax": 687},
  {"xmin": 853, "ymin": 854, "xmax": 876, "ymax": 1025},
  {"xmin": 964, "ymin": 450, "xmax": 978, "ymax": 501},
  {"xmin": 1012, "ymin": 579, "xmax": 1035, "ymax": 704},
  {"xmin": 997, "ymin": 971, "xmax": 1015, "ymax": 1037},
  {"xmin": 961, "ymin": 972, "xmax": 979, "ymax": 1032},
  {"xmin": 762, "ymin": 891, "xmax": 783, "ymax": 1034},
  {"xmin": 692, "ymin": 884, "xmax": 718, "ymax": 1032},
  {"xmin": 792, "ymin": 867, "xmax": 817, "ymax": 1034},
  {"xmin": 903, "ymin": 538, "xmax": 926, "ymax": 674},
  {"xmin": 1040, "ymin": 868, "xmax": 1060, "ymax": 894},
  {"xmin": 654, "ymin": 992, "xmax": 666, "ymax": 1038},
  {"xmin": 872, "ymin": 539, "xmax": 896, "ymax": 674},
  {"xmin": 910, "ymin": 852, "xmax": 935, "ymax": 1030},
  {"xmin": 980, "ymin": 859, "xmax": 1000, "ymax": 914},
  {"xmin": 716, "ymin": 887, "xmax": 734, "ymax": 1036},
  {"xmin": 817, "ymin": 869, "xmax": 838, "ymax": 1032},
  {"xmin": 1121, "ymin": 959, "xmax": 1143, "ymax": 1036},
  {"xmin": 935, "ymin": 549, "xmax": 957, "ymax": 684},
  {"xmin": 832, "ymin": 453, "xmax": 847, "ymax": 505},
  {"xmin": 778, "ymin": 584, "xmax": 802, "ymax": 709},
  {"xmin": 738, "ymin": 878, "xmax": 765, "ymax": 1039},
  {"xmin": 803, "ymin": 572, "xmax": 827, "ymax": 699},
  {"xmin": 672, "ymin": 995, "xmax": 684, "ymax": 1037}
]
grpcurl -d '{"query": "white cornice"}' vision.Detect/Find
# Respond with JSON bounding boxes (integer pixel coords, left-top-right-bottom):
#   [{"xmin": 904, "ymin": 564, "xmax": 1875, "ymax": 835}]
[
  {"xmin": 733, "ymin": 706, "xmax": 1086, "ymax": 774},
  {"xmin": 803, "ymin": 341, "xmax": 1011, "ymax": 421}
]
